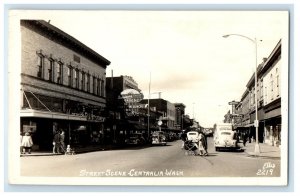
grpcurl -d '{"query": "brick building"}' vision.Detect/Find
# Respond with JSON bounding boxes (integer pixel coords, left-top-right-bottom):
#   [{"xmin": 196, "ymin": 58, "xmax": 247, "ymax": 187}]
[{"xmin": 20, "ymin": 20, "xmax": 110, "ymax": 151}]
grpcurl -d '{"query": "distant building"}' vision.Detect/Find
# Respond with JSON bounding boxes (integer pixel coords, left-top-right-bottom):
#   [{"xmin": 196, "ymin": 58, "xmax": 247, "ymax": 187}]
[
  {"xmin": 105, "ymin": 75, "xmax": 145, "ymax": 144},
  {"xmin": 174, "ymin": 103, "xmax": 186, "ymax": 130},
  {"xmin": 140, "ymin": 99, "xmax": 176, "ymax": 132},
  {"xmin": 20, "ymin": 20, "xmax": 110, "ymax": 151}
]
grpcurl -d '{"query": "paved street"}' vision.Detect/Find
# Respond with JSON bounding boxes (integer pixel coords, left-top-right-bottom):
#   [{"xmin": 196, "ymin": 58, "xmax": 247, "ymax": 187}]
[{"xmin": 20, "ymin": 138, "xmax": 280, "ymax": 177}]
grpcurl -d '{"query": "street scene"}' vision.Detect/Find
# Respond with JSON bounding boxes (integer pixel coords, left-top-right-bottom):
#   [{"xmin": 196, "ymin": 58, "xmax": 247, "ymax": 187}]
[
  {"xmin": 21, "ymin": 138, "xmax": 280, "ymax": 177},
  {"xmin": 9, "ymin": 10, "xmax": 288, "ymax": 185}
]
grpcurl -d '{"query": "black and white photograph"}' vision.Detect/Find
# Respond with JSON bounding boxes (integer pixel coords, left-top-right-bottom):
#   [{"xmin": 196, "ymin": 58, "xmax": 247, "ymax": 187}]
[{"xmin": 7, "ymin": 9, "xmax": 289, "ymax": 186}]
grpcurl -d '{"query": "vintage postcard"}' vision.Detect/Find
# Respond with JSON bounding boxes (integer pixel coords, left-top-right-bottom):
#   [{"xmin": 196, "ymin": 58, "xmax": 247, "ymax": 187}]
[{"xmin": 8, "ymin": 9, "xmax": 289, "ymax": 186}]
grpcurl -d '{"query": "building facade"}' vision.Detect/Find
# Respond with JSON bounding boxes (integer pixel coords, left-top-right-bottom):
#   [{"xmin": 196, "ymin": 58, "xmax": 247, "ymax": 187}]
[
  {"xmin": 105, "ymin": 75, "xmax": 145, "ymax": 144},
  {"xmin": 261, "ymin": 40, "xmax": 282, "ymax": 146},
  {"xmin": 141, "ymin": 99, "xmax": 176, "ymax": 132},
  {"xmin": 174, "ymin": 103, "xmax": 186, "ymax": 131},
  {"xmin": 20, "ymin": 20, "xmax": 110, "ymax": 151},
  {"xmin": 233, "ymin": 40, "xmax": 282, "ymax": 146}
]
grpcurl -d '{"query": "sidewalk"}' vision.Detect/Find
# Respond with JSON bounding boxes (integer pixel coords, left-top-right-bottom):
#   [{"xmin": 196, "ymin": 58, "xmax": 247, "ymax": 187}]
[
  {"xmin": 20, "ymin": 144, "xmax": 118, "ymax": 157},
  {"xmin": 241, "ymin": 141, "xmax": 281, "ymax": 159}
]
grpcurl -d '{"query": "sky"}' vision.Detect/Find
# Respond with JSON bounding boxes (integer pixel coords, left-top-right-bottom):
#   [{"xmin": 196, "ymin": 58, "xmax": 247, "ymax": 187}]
[{"xmin": 11, "ymin": 10, "xmax": 288, "ymax": 127}]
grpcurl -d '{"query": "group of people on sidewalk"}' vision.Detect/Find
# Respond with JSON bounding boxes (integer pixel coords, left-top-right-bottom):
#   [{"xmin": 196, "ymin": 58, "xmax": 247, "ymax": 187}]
[{"xmin": 181, "ymin": 130, "xmax": 208, "ymax": 156}]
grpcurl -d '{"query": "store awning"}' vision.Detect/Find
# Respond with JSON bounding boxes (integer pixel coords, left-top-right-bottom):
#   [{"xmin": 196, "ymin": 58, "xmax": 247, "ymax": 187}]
[{"xmin": 20, "ymin": 109, "xmax": 88, "ymax": 121}]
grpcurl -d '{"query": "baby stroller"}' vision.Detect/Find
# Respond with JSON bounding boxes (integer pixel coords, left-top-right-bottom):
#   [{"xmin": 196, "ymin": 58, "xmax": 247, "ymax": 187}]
[{"xmin": 183, "ymin": 140, "xmax": 199, "ymax": 156}]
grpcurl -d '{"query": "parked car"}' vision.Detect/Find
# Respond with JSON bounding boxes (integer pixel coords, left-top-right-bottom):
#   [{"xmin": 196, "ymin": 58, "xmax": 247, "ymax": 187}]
[
  {"xmin": 152, "ymin": 131, "xmax": 167, "ymax": 146},
  {"xmin": 125, "ymin": 133, "xmax": 145, "ymax": 145},
  {"xmin": 214, "ymin": 130, "xmax": 239, "ymax": 151}
]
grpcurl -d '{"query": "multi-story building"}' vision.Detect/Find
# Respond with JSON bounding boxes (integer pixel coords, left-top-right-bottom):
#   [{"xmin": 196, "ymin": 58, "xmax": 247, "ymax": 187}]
[
  {"xmin": 261, "ymin": 40, "xmax": 282, "ymax": 146},
  {"xmin": 20, "ymin": 20, "xmax": 110, "ymax": 150},
  {"xmin": 140, "ymin": 99, "xmax": 176, "ymax": 132},
  {"xmin": 233, "ymin": 39, "xmax": 282, "ymax": 146},
  {"xmin": 174, "ymin": 103, "xmax": 186, "ymax": 130},
  {"xmin": 105, "ymin": 75, "xmax": 145, "ymax": 144}
]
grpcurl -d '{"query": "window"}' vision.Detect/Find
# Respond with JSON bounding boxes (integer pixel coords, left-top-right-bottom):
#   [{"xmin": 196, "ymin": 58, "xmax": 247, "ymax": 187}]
[
  {"xmin": 86, "ymin": 73, "xmax": 90, "ymax": 92},
  {"xmin": 101, "ymin": 79, "xmax": 105, "ymax": 97},
  {"xmin": 270, "ymin": 74, "xmax": 274, "ymax": 100},
  {"xmin": 57, "ymin": 62, "xmax": 63, "ymax": 84},
  {"xmin": 73, "ymin": 54, "xmax": 80, "ymax": 63},
  {"xmin": 67, "ymin": 66, "xmax": 73, "ymax": 87},
  {"xmin": 93, "ymin": 76, "xmax": 97, "ymax": 94},
  {"xmin": 260, "ymin": 79, "xmax": 263, "ymax": 99},
  {"xmin": 48, "ymin": 58, "xmax": 54, "ymax": 82},
  {"xmin": 75, "ymin": 69, "xmax": 79, "ymax": 89},
  {"xmin": 264, "ymin": 86, "xmax": 268, "ymax": 104},
  {"xmin": 81, "ymin": 71, "xmax": 85, "ymax": 91},
  {"xmin": 97, "ymin": 78, "xmax": 100, "ymax": 95},
  {"xmin": 37, "ymin": 52, "xmax": 44, "ymax": 78},
  {"xmin": 276, "ymin": 68, "xmax": 280, "ymax": 97}
]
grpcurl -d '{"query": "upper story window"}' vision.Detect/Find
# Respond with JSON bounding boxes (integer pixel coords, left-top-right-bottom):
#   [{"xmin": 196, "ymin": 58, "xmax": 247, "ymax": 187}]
[
  {"xmin": 56, "ymin": 61, "xmax": 63, "ymax": 84},
  {"xmin": 81, "ymin": 71, "xmax": 85, "ymax": 91},
  {"xmin": 67, "ymin": 65, "xmax": 73, "ymax": 87},
  {"xmin": 264, "ymin": 86, "xmax": 268, "ymax": 105},
  {"xmin": 270, "ymin": 74, "xmax": 274, "ymax": 100},
  {"xmin": 86, "ymin": 73, "xmax": 90, "ymax": 92},
  {"xmin": 260, "ymin": 79, "xmax": 263, "ymax": 99},
  {"xmin": 74, "ymin": 69, "xmax": 79, "ymax": 89},
  {"xmin": 97, "ymin": 78, "xmax": 100, "ymax": 96},
  {"xmin": 73, "ymin": 54, "xmax": 80, "ymax": 63},
  {"xmin": 276, "ymin": 68, "xmax": 280, "ymax": 97},
  {"xmin": 101, "ymin": 79, "xmax": 105, "ymax": 97},
  {"xmin": 93, "ymin": 76, "xmax": 97, "ymax": 94},
  {"xmin": 48, "ymin": 57, "xmax": 54, "ymax": 82},
  {"xmin": 36, "ymin": 51, "xmax": 44, "ymax": 78}
]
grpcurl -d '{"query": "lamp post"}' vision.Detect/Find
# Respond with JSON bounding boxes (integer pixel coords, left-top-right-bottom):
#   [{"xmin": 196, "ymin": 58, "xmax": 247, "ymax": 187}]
[{"xmin": 223, "ymin": 33, "xmax": 260, "ymax": 156}]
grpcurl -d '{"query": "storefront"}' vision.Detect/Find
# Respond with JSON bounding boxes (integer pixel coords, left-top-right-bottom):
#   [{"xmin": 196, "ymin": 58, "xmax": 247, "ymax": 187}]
[{"xmin": 20, "ymin": 109, "xmax": 105, "ymax": 151}]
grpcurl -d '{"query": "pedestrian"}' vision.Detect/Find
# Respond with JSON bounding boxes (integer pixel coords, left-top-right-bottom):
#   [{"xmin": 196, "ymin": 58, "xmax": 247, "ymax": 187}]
[
  {"xmin": 199, "ymin": 132, "xmax": 208, "ymax": 156},
  {"xmin": 60, "ymin": 130, "xmax": 66, "ymax": 153},
  {"xmin": 21, "ymin": 132, "xmax": 33, "ymax": 154},
  {"xmin": 53, "ymin": 131, "xmax": 61, "ymax": 154},
  {"xmin": 243, "ymin": 133, "xmax": 248, "ymax": 147},
  {"xmin": 197, "ymin": 135, "xmax": 205, "ymax": 156},
  {"xmin": 180, "ymin": 130, "xmax": 187, "ymax": 149}
]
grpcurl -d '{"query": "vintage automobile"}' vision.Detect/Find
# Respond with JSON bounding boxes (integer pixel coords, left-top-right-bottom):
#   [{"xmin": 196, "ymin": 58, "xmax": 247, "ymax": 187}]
[
  {"xmin": 151, "ymin": 131, "xmax": 167, "ymax": 145},
  {"xmin": 187, "ymin": 131, "xmax": 200, "ymax": 142},
  {"xmin": 214, "ymin": 130, "xmax": 239, "ymax": 151},
  {"xmin": 125, "ymin": 133, "xmax": 145, "ymax": 145}
]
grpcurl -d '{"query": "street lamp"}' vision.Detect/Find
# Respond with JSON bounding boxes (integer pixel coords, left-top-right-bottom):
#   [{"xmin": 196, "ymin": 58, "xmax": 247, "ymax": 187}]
[{"xmin": 223, "ymin": 33, "xmax": 260, "ymax": 156}]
